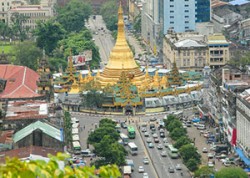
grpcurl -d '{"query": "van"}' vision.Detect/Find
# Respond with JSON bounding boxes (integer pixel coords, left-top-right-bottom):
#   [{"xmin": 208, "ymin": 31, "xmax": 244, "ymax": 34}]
[
  {"xmin": 81, "ymin": 149, "xmax": 94, "ymax": 157},
  {"xmin": 198, "ymin": 125, "xmax": 206, "ymax": 130}
]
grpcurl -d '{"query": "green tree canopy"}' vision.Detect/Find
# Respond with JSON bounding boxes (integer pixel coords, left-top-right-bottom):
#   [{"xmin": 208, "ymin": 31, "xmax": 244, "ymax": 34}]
[
  {"xmin": 174, "ymin": 136, "xmax": 191, "ymax": 149},
  {"xmin": 56, "ymin": 0, "xmax": 92, "ymax": 33},
  {"xmin": 99, "ymin": 118, "xmax": 116, "ymax": 127},
  {"xmin": 100, "ymin": 0, "xmax": 118, "ymax": 31},
  {"xmin": 33, "ymin": 20, "xmax": 66, "ymax": 55},
  {"xmin": 82, "ymin": 90, "xmax": 104, "ymax": 108},
  {"xmin": 0, "ymin": 152, "xmax": 121, "ymax": 178},
  {"xmin": 10, "ymin": 13, "xmax": 29, "ymax": 41},
  {"xmin": 133, "ymin": 15, "xmax": 141, "ymax": 33},
  {"xmin": 179, "ymin": 144, "xmax": 201, "ymax": 163},
  {"xmin": 94, "ymin": 135, "xmax": 126, "ymax": 166},
  {"xmin": 12, "ymin": 42, "xmax": 42, "ymax": 70},
  {"xmin": 163, "ymin": 114, "xmax": 178, "ymax": 127},
  {"xmin": 88, "ymin": 126, "xmax": 119, "ymax": 144},
  {"xmin": 170, "ymin": 127, "xmax": 187, "ymax": 140},
  {"xmin": 215, "ymin": 167, "xmax": 248, "ymax": 178},
  {"xmin": 194, "ymin": 166, "xmax": 215, "ymax": 178},
  {"xmin": 186, "ymin": 158, "xmax": 199, "ymax": 172},
  {"xmin": 167, "ymin": 119, "xmax": 182, "ymax": 132}
]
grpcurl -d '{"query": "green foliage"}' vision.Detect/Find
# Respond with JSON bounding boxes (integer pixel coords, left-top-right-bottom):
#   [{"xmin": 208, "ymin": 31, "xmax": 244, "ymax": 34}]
[
  {"xmin": 33, "ymin": 20, "xmax": 66, "ymax": 55},
  {"xmin": 0, "ymin": 152, "xmax": 121, "ymax": 178},
  {"xmin": 10, "ymin": 13, "xmax": 29, "ymax": 41},
  {"xmin": 28, "ymin": 0, "xmax": 41, "ymax": 4},
  {"xmin": 0, "ymin": 21, "xmax": 12, "ymax": 41},
  {"xmin": 12, "ymin": 42, "xmax": 42, "ymax": 70},
  {"xmin": 133, "ymin": 15, "xmax": 141, "ymax": 33},
  {"xmin": 229, "ymin": 51, "xmax": 250, "ymax": 69},
  {"xmin": 63, "ymin": 111, "xmax": 72, "ymax": 146},
  {"xmin": 94, "ymin": 135, "xmax": 126, "ymax": 166},
  {"xmin": 179, "ymin": 144, "xmax": 201, "ymax": 163},
  {"xmin": 194, "ymin": 166, "xmax": 215, "ymax": 178},
  {"xmin": 99, "ymin": 118, "xmax": 116, "ymax": 127},
  {"xmin": 58, "ymin": 30, "xmax": 100, "ymax": 69},
  {"xmin": 174, "ymin": 136, "xmax": 191, "ymax": 149},
  {"xmin": 170, "ymin": 127, "xmax": 187, "ymax": 140},
  {"xmin": 88, "ymin": 125, "xmax": 119, "ymax": 144},
  {"xmin": 185, "ymin": 158, "xmax": 199, "ymax": 172},
  {"xmin": 100, "ymin": 0, "xmax": 118, "ymax": 31},
  {"xmin": 215, "ymin": 167, "xmax": 248, "ymax": 178},
  {"xmin": 166, "ymin": 119, "xmax": 182, "ymax": 132},
  {"xmin": 82, "ymin": 90, "xmax": 104, "ymax": 108},
  {"xmin": 56, "ymin": 0, "xmax": 92, "ymax": 33},
  {"xmin": 163, "ymin": 114, "xmax": 177, "ymax": 127}
]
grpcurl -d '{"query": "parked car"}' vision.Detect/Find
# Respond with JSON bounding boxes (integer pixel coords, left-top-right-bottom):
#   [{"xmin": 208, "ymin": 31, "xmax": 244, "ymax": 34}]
[
  {"xmin": 157, "ymin": 144, "xmax": 163, "ymax": 150},
  {"xmin": 146, "ymin": 138, "xmax": 152, "ymax": 143},
  {"xmin": 153, "ymin": 133, "xmax": 158, "ymax": 138},
  {"xmin": 141, "ymin": 127, "xmax": 147, "ymax": 132},
  {"xmin": 160, "ymin": 132, "xmax": 165, "ymax": 138},
  {"xmin": 154, "ymin": 138, "xmax": 159, "ymax": 143},
  {"xmin": 148, "ymin": 143, "xmax": 154, "ymax": 148},
  {"xmin": 150, "ymin": 117, "xmax": 157, "ymax": 121},
  {"xmin": 161, "ymin": 151, "xmax": 167, "ymax": 157},
  {"xmin": 144, "ymin": 132, "xmax": 149, "ymax": 137},
  {"xmin": 202, "ymin": 147, "xmax": 208, "ymax": 153},
  {"xmin": 138, "ymin": 166, "xmax": 144, "ymax": 173},
  {"xmin": 168, "ymin": 166, "xmax": 175, "ymax": 173},
  {"xmin": 207, "ymin": 153, "xmax": 215, "ymax": 159},
  {"xmin": 192, "ymin": 118, "xmax": 200, "ymax": 123},
  {"xmin": 121, "ymin": 122, "xmax": 127, "ymax": 129},
  {"xmin": 208, "ymin": 161, "xmax": 214, "ymax": 168},
  {"xmin": 143, "ymin": 173, "xmax": 149, "ymax": 178}
]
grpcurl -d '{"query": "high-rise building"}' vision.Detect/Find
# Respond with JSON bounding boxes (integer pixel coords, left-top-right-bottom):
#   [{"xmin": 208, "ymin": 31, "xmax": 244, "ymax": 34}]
[{"xmin": 195, "ymin": 0, "xmax": 211, "ymax": 23}]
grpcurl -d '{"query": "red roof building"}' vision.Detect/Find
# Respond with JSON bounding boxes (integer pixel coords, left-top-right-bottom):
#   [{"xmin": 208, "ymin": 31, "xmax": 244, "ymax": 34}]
[{"xmin": 0, "ymin": 65, "xmax": 41, "ymax": 99}]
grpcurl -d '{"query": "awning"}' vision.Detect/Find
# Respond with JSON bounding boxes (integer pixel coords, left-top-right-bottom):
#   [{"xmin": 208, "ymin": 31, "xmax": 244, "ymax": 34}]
[
  {"xmin": 235, "ymin": 147, "xmax": 250, "ymax": 166},
  {"xmin": 231, "ymin": 128, "xmax": 237, "ymax": 146}
]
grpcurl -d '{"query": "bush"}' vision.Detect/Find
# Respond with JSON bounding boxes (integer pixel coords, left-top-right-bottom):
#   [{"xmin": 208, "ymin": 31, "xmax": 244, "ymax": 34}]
[{"xmin": 186, "ymin": 158, "xmax": 199, "ymax": 172}]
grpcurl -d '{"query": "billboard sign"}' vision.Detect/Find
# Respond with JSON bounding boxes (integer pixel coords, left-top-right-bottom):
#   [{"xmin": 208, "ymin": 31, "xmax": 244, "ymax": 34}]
[{"xmin": 71, "ymin": 50, "xmax": 92, "ymax": 67}]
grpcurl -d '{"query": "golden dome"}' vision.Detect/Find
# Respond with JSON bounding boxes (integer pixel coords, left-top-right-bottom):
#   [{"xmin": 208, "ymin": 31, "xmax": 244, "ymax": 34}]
[{"xmin": 97, "ymin": 2, "xmax": 144, "ymax": 87}]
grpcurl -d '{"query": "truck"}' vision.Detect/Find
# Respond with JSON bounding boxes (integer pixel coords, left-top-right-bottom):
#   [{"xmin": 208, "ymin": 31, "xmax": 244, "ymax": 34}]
[
  {"xmin": 123, "ymin": 166, "xmax": 132, "ymax": 177},
  {"xmin": 125, "ymin": 159, "xmax": 134, "ymax": 171},
  {"xmin": 215, "ymin": 145, "xmax": 229, "ymax": 154}
]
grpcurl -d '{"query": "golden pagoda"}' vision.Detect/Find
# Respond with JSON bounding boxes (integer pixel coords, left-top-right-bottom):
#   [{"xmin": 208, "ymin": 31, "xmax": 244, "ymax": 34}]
[{"xmin": 97, "ymin": 1, "xmax": 145, "ymax": 87}]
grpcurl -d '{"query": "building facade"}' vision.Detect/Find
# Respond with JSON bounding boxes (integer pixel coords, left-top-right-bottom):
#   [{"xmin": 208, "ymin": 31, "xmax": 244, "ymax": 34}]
[
  {"xmin": 195, "ymin": 0, "xmax": 211, "ymax": 23},
  {"xmin": 207, "ymin": 34, "xmax": 230, "ymax": 69},
  {"xmin": 163, "ymin": 31, "xmax": 208, "ymax": 71}
]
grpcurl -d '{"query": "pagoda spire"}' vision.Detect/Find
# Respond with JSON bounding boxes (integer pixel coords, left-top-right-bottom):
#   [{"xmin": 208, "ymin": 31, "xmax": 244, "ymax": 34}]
[{"xmin": 66, "ymin": 49, "xmax": 76, "ymax": 82}]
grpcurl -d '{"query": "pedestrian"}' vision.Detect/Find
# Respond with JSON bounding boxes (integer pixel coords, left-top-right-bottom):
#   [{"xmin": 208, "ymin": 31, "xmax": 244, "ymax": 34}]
[{"xmin": 84, "ymin": 125, "xmax": 85, "ymax": 129}]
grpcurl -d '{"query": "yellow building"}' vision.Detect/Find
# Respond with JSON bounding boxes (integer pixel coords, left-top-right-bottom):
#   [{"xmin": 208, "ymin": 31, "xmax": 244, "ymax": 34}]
[{"xmin": 207, "ymin": 33, "xmax": 230, "ymax": 69}]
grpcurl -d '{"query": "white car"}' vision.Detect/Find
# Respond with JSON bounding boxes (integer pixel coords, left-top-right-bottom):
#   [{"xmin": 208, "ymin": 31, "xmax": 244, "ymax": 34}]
[
  {"xmin": 163, "ymin": 138, "xmax": 168, "ymax": 143},
  {"xmin": 138, "ymin": 166, "xmax": 144, "ymax": 173},
  {"xmin": 143, "ymin": 157, "xmax": 149, "ymax": 164},
  {"xmin": 143, "ymin": 172, "xmax": 149, "ymax": 178},
  {"xmin": 152, "ymin": 133, "xmax": 158, "ymax": 138},
  {"xmin": 208, "ymin": 161, "xmax": 214, "ymax": 168},
  {"xmin": 144, "ymin": 132, "xmax": 149, "ymax": 137},
  {"xmin": 161, "ymin": 151, "xmax": 167, "ymax": 157},
  {"xmin": 202, "ymin": 147, "xmax": 208, "ymax": 153},
  {"xmin": 207, "ymin": 153, "xmax": 215, "ymax": 159},
  {"xmin": 157, "ymin": 144, "xmax": 163, "ymax": 150},
  {"xmin": 146, "ymin": 138, "xmax": 152, "ymax": 143},
  {"xmin": 176, "ymin": 164, "xmax": 182, "ymax": 170}
]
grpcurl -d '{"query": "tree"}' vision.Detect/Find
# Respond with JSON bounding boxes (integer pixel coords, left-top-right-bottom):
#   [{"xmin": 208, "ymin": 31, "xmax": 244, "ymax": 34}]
[
  {"xmin": 194, "ymin": 166, "xmax": 215, "ymax": 178},
  {"xmin": 82, "ymin": 90, "xmax": 104, "ymax": 108},
  {"xmin": 215, "ymin": 167, "xmax": 248, "ymax": 178},
  {"xmin": 167, "ymin": 119, "xmax": 182, "ymax": 132},
  {"xmin": 63, "ymin": 111, "xmax": 72, "ymax": 146},
  {"xmin": 174, "ymin": 136, "xmax": 191, "ymax": 149},
  {"xmin": 12, "ymin": 42, "xmax": 42, "ymax": 70},
  {"xmin": 94, "ymin": 135, "xmax": 126, "ymax": 167},
  {"xmin": 28, "ymin": 0, "xmax": 41, "ymax": 4},
  {"xmin": 100, "ymin": 0, "xmax": 118, "ymax": 31},
  {"xmin": 179, "ymin": 144, "xmax": 201, "ymax": 163},
  {"xmin": 163, "ymin": 114, "xmax": 178, "ymax": 127},
  {"xmin": 88, "ymin": 126, "xmax": 119, "ymax": 144},
  {"xmin": 0, "ymin": 21, "xmax": 11, "ymax": 43},
  {"xmin": 133, "ymin": 15, "xmax": 141, "ymax": 33},
  {"xmin": 56, "ymin": 0, "xmax": 92, "ymax": 33},
  {"xmin": 99, "ymin": 118, "xmax": 116, "ymax": 127},
  {"xmin": 10, "ymin": 13, "xmax": 29, "ymax": 41},
  {"xmin": 33, "ymin": 20, "xmax": 66, "ymax": 55},
  {"xmin": 186, "ymin": 158, "xmax": 199, "ymax": 172},
  {"xmin": 170, "ymin": 127, "xmax": 187, "ymax": 140},
  {"xmin": 0, "ymin": 152, "xmax": 121, "ymax": 177}
]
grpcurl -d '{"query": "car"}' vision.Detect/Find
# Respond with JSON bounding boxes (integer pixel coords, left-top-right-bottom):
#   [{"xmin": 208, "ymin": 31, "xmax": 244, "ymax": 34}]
[
  {"xmin": 121, "ymin": 122, "xmax": 127, "ymax": 129},
  {"xmin": 149, "ymin": 124, "xmax": 155, "ymax": 129},
  {"xmin": 152, "ymin": 133, "xmax": 158, "ymax": 138},
  {"xmin": 210, "ymin": 146, "xmax": 217, "ymax": 151},
  {"xmin": 160, "ymin": 132, "xmax": 165, "ymax": 138},
  {"xmin": 224, "ymin": 161, "xmax": 231, "ymax": 167},
  {"xmin": 198, "ymin": 125, "xmax": 206, "ymax": 130},
  {"xmin": 192, "ymin": 118, "xmax": 200, "ymax": 123},
  {"xmin": 168, "ymin": 166, "xmax": 175, "ymax": 173},
  {"xmin": 141, "ymin": 127, "xmax": 147, "ymax": 132},
  {"xmin": 202, "ymin": 147, "xmax": 208, "ymax": 153},
  {"xmin": 143, "ymin": 172, "xmax": 149, "ymax": 178},
  {"xmin": 143, "ymin": 157, "xmax": 149, "ymax": 164},
  {"xmin": 95, "ymin": 32, "xmax": 98, "ymax": 35},
  {"xmin": 146, "ymin": 138, "xmax": 152, "ymax": 143},
  {"xmin": 182, "ymin": 123, "xmax": 187, "ymax": 129},
  {"xmin": 157, "ymin": 144, "xmax": 163, "ymax": 150},
  {"xmin": 164, "ymin": 142, "xmax": 169, "ymax": 148},
  {"xmin": 176, "ymin": 164, "xmax": 182, "ymax": 170},
  {"xmin": 138, "ymin": 166, "xmax": 144, "ymax": 173},
  {"xmin": 148, "ymin": 143, "xmax": 154, "ymax": 148},
  {"xmin": 144, "ymin": 132, "xmax": 149, "ymax": 137},
  {"xmin": 141, "ymin": 122, "xmax": 147, "ymax": 127},
  {"xmin": 150, "ymin": 117, "xmax": 157, "ymax": 121},
  {"xmin": 161, "ymin": 151, "xmax": 167, "ymax": 157},
  {"xmin": 207, "ymin": 153, "xmax": 215, "ymax": 159},
  {"xmin": 163, "ymin": 138, "xmax": 168, "ymax": 143},
  {"xmin": 154, "ymin": 138, "xmax": 159, "ymax": 143},
  {"xmin": 207, "ymin": 161, "xmax": 214, "ymax": 168}
]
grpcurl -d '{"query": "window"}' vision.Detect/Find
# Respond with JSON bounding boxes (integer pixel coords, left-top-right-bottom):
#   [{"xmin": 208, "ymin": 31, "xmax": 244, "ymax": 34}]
[
  {"xmin": 185, "ymin": 5, "xmax": 189, "ymax": 7},
  {"xmin": 170, "ymin": 5, "xmax": 174, "ymax": 7},
  {"xmin": 185, "ymin": 0, "xmax": 189, "ymax": 1},
  {"xmin": 185, "ymin": 16, "xmax": 189, "ymax": 18},
  {"xmin": 170, "ymin": 0, "xmax": 174, "ymax": 1},
  {"xmin": 185, "ymin": 21, "xmax": 189, "ymax": 23},
  {"xmin": 185, "ymin": 10, "xmax": 189, "ymax": 12},
  {"xmin": 185, "ymin": 27, "xmax": 189, "ymax": 29},
  {"xmin": 170, "ymin": 21, "xmax": 174, "ymax": 24},
  {"xmin": 170, "ymin": 16, "xmax": 174, "ymax": 18},
  {"xmin": 170, "ymin": 10, "xmax": 174, "ymax": 13}
]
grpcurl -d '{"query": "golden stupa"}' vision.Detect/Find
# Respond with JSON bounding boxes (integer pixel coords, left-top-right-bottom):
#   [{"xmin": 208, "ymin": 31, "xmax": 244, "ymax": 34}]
[{"xmin": 97, "ymin": 2, "xmax": 145, "ymax": 87}]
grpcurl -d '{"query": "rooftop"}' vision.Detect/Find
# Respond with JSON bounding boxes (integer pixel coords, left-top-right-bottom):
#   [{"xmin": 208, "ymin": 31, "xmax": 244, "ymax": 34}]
[
  {"xmin": 174, "ymin": 39, "xmax": 207, "ymax": 48},
  {"xmin": 229, "ymin": 0, "xmax": 250, "ymax": 6},
  {"xmin": 5, "ymin": 100, "xmax": 49, "ymax": 121}
]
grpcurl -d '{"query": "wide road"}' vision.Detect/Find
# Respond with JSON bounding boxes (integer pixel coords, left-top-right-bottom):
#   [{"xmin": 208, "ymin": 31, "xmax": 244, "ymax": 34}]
[{"xmin": 87, "ymin": 15, "xmax": 114, "ymax": 69}]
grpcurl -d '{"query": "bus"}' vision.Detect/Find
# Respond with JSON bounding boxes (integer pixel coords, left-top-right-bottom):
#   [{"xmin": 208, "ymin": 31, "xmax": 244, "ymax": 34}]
[
  {"xmin": 167, "ymin": 144, "xmax": 179, "ymax": 159},
  {"xmin": 127, "ymin": 126, "xmax": 136, "ymax": 139},
  {"xmin": 120, "ymin": 133, "xmax": 129, "ymax": 145},
  {"xmin": 128, "ymin": 142, "xmax": 138, "ymax": 155}
]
